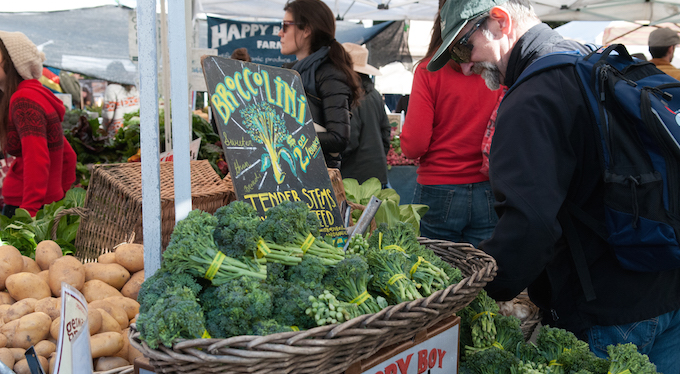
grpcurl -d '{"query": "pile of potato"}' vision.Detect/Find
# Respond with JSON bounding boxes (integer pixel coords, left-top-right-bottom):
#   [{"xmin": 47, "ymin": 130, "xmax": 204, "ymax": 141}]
[{"xmin": 0, "ymin": 241, "xmax": 146, "ymax": 373}]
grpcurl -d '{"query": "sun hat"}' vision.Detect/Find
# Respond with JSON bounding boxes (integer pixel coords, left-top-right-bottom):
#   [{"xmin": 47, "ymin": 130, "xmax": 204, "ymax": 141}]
[
  {"xmin": 342, "ymin": 42, "xmax": 382, "ymax": 76},
  {"xmin": 0, "ymin": 30, "xmax": 45, "ymax": 80},
  {"xmin": 648, "ymin": 27, "xmax": 680, "ymax": 47},
  {"xmin": 427, "ymin": 0, "xmax": 508, "ymax": 72}
]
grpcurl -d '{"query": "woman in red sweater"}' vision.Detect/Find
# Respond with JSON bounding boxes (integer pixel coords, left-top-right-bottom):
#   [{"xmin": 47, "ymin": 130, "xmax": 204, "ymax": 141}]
[
  {"xmin": 400, "ymin": 12, "xmax": 503, "ymax": 247},
  {"xmin": 0, "ymin": 31, "xmax": 76, "ymax": 218}
]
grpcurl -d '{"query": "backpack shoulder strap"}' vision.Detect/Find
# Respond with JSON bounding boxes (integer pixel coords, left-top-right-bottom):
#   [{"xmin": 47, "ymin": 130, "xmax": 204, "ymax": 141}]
[{"xmin": 506, "ymin": 51, "xmax": 582, "ymax": 96}]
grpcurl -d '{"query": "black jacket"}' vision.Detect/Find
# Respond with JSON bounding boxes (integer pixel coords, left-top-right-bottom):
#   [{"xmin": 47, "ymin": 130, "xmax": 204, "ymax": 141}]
[
  {"xmin": 479, "ymin": 24, "xmax": 680, "ymax": 337},
  {"xmin": 286, "ymin": 58, "xmax": 353, "ymax": 169},
  {"xmin": 340, "ymin": 74, "xmax": 391, "ymax": 184}
]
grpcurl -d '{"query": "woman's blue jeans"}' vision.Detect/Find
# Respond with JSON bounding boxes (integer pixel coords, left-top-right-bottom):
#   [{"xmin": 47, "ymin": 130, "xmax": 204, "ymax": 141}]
[
  {"xmin": 585, "ymin": 309, "xmax": 680, "ymax": 374},
  {"xmin": 412, "ymin": 181, "xmax": 498, "ymax": 247}
]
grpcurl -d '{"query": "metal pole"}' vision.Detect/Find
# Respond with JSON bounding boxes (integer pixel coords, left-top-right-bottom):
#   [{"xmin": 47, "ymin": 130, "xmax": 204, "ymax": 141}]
[
  {"xmin": 168, "ymin": 0, "xmax": 192, "ymax": 223},
  {"xmin": 160, "ymin": 0, "xmax": 173, "ymax": 153},
  {"xmin": 136, "ymin": 0, "xmax": 162, "ymax": 278}
]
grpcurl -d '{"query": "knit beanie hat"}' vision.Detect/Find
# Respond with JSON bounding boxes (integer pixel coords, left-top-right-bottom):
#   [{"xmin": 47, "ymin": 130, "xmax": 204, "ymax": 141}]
[{"xmin": 0, "ymin": 31, "xmax": 45, "ymax": 80}]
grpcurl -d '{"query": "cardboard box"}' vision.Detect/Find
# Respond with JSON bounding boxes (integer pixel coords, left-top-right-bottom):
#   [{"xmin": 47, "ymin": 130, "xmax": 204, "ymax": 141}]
[
  {"xmin": 134, "ymin": 357, "xmax": 155, "ymax": 374},
  {"xmin": 345, "ymin": 315, "xmax": 460, "ymax": 374}
]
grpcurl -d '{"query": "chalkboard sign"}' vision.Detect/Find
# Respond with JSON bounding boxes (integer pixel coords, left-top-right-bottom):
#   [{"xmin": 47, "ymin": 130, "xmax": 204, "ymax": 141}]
[{"xmin": 202, "ymin": 56, "xmax": 348, "ymax": 241}]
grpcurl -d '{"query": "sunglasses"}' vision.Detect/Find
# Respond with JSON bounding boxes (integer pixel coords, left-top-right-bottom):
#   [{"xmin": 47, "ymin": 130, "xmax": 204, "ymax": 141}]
[
  {"xmin": 281, "ymin": 21, "xmax": 300, "ymax": 33},
  {"xmin": 450, "ymin": 16, "xmax": 488, "ymax": 64}
]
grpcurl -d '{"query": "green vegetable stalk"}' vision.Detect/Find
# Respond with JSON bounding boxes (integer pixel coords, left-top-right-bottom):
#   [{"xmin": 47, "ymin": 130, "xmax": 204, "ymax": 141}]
[
  {"xmin": 326, "ymin": 255, "xmax": 385, "ymax": 315},
  {"xmin": 305, "ymin": 290, "xmax": 360, "ymax": 326},
  {"xmin": 136, "ymin": 285, "xmax": 206, "ymax": 348},
  {"xmin": 463, "ymin": 290, "xmax": 500, "ymax": 352},
  {"xmin": 214, "ymin": 201, "xmax": 302, "ymax": 265},
  {"xmin": 366, "ymin": 248, "xmax": 422, "ymax": 303},
  {"xmin": 257, "ymin": 200, "xmax": 344, "ymax": 265},
  {"xmin": 607, "ymin": 343, "xmax": 658, "ymax": 374},
  {"xmin": 406, "ymin": 253, "xmax": 449, "ymax": 296},
  {"xmin": 163, "ymin": 209, "xmax": 266, "ymax": 285}
]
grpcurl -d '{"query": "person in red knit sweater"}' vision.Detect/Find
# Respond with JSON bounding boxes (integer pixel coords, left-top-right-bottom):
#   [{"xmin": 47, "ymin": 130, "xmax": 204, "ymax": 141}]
[
  {"xmin": 400, "ymin": 9, "xmax": 503, "ymax": 247},
  {"xmin": 0, "ymin": 31, "xmax": 76, "ymax": 218}
]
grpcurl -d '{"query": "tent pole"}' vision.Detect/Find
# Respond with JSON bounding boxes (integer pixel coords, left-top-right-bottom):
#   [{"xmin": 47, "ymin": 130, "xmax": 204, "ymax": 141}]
[
  {"xmin": 168, "ymin": 0, "xmax": 193, "ymax": 223},
  {"xmin": 136, "ymin": 0, "xmax": 162, "ymax": 279},
  {"xmin": 160, "ymin": 0, "xmax": 173, "ymax": 153}
]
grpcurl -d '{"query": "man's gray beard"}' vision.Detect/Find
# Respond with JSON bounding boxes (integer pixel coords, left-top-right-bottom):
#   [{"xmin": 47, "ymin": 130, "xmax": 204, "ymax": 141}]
[{"xmin": 472, "ymin": 62, "xmax": 502, "ymax": 90}]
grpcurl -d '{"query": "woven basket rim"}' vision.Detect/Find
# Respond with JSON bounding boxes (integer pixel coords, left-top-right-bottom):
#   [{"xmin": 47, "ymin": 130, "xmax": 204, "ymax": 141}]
[{"xmin": 129, "ymin": 238, "xmax": 497, "ymax": 373}]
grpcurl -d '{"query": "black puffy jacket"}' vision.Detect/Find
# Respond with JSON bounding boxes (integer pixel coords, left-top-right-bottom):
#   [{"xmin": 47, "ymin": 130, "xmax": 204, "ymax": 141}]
[{"xmin": 286, "ymin": 59, "xmax": 353, "ymax": 169}]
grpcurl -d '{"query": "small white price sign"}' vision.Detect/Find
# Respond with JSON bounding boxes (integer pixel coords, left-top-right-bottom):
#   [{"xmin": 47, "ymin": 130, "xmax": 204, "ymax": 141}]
[{"xmin": 53, "ymin": 283, "xmax": 93, "ymax": 374}]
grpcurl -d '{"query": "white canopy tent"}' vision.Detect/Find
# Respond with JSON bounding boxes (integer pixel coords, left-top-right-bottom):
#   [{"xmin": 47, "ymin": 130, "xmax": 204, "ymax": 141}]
[
  {"xmin": 194, "ymin": 0, "xmax": 680, "ymax": 22},
  {"xmin": 555, "ymin": 20, "xmax": 680, "ymax": 64}
]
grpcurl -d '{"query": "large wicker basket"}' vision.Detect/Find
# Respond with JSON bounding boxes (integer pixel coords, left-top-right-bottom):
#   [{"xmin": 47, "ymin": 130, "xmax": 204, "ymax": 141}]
[
  {"xmin": 56, "ymin": 161, "xmax": 235, "ymax": 261},
  {"xmin": 128, "ymin": 239, "xmax": 497, "ymax": 374}
]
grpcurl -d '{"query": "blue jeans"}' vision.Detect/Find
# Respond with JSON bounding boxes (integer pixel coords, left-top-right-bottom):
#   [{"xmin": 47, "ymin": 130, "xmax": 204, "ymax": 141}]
[
  {"xmin": 585, "ymin": 309, "xmax": 680, "ymax": 374},
  {"xmin": 412, "ymin": 182, "xmax": 498, "ymax": 247}
]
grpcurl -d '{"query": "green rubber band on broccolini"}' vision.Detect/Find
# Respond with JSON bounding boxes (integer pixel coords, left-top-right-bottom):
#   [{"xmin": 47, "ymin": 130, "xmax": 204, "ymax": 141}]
[{"xmin": 162, "ymin": 209, "xmax": 266, "ymax": 285}]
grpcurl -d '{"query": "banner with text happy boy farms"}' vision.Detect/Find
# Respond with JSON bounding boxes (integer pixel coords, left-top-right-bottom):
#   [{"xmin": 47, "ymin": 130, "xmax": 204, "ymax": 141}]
[{"xmin": 202, "ymin": 56, "xmax": 347, "ymax": 240}]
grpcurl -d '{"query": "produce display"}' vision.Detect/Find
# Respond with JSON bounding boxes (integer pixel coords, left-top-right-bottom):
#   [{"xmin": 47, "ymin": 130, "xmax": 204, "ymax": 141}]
[
  {"xmin": 458, "ymin": 291, "xmax": 659, "ymax": 374},
  {"xmin": 135, "ymin": 200, "xmax": 464, "ymax": 349},
  {"xmin": 62, "ymin": 109, "xmax": 229, "ymax": 188},
  {"xmin": 0, "ymin": 241, "xmax": 144, "ymax": 373},
  {"xmin": 0, "ymin": 188, "xmax": 86, "ymax": 256},
  {"xmin": 387, "ymin": 127, "xmax": 419, "ymax": 167}
]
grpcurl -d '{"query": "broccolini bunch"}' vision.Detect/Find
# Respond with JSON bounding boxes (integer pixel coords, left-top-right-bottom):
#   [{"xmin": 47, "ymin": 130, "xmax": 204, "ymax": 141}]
[
  {"xmin": 162, "ymin": 209, "xmax": 266, "ymax": 284},
  {"xmin": 325, "ymin": 255, "xmax": 385, "ymax": 315},
  {"xmin": 462, "ymin": 346, "xmax": 520, "ymax": 374},
  {"xmin": 490, "ymin": 314, "xmax": 524, "ymax": 353},
  {"xmin": 137, "ymin": 267, "xmax": 203, "ymax": 314},
  {"xmin": 366, "ymin": 248, "xmax": 422, "ymax": 304},
  {"xmin": 369, "ymin": 222, "xmax": 463, "ymax": 286},
  {"xmin": 201, "ymin": 277, "xmax": 279, "ymax": 337},
  {"xmin": 346, "ymin": 234, "xmax": 370, "ymax": 256},
  {"xmin": 305, "ymin": 290, "xmax": 361, "ymax": 326},
  {"xmin": 406, "ymin": 253, "xmax": 450, "ymax": 296},
  {"xmin": 459, "ymin": 290, "xmax": 500, "ymax": 354},
  {"xmin": 214, "ymin": 201, "xmax": 302, "ymax": 265},
  {"xmin": 607, "ymin": 343, "xmax": 658, "ymax": 374},
  {"xmin": 258, "ymin": 201, "xmax": 345, "ymax": 265},
  {"xmin": 136, "ymin": 285, "xmax": 206, "ymax": 348},
  {"xmin": 267, "ymin": 256, "xmax": 327, "ymax": 329},
  {"xmin": 535, "ymin": 326, "xmax": 590, "ymax": 363}
]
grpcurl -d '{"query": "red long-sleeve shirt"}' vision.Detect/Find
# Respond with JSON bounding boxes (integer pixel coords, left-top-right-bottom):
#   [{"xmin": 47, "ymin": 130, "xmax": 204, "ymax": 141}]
[
  {"xmin": 400, "ymin": 59, "xmax": 503, "ymax": 185},
  {"xmin": 3, "ymin": 79, "xmax": 76, "ymax": 216}
]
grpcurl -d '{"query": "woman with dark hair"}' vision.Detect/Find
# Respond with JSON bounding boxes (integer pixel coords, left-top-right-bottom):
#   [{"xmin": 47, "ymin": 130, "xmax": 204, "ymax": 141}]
[
  {"xmin": 279, "ymin": 0, "xmax": 362, "ymax": 169},
  {"xmin": 398, "ymin": 7, "xmax": 503, "ymax": 247},
  {"xmin": 0, "ymin": 31, "xmax": 76, "ymax": 218}
]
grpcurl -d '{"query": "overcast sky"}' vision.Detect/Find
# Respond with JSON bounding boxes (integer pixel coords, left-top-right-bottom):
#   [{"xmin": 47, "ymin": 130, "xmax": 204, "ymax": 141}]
[{"xmin": 0, "ymin": 0, "xmax": 137, "ymax": 12}]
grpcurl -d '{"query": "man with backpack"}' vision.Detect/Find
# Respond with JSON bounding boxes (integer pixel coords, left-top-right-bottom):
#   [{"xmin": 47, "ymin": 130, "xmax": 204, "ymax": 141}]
[{"xmin": 429, "ymin": 0, "xmax": 680, "ymax": 369}]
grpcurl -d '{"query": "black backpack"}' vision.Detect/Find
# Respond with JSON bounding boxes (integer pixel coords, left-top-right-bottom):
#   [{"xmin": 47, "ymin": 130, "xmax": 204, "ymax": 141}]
[{"xmin": 507, "ymin": 44, "xmax": 680, "ymax": 301}]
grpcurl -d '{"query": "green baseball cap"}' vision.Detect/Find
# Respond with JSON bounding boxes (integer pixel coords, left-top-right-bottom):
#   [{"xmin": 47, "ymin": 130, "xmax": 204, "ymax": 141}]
[{"xmin": 427, "ymin": 0, "xmax": 509, "ymax": 72}]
